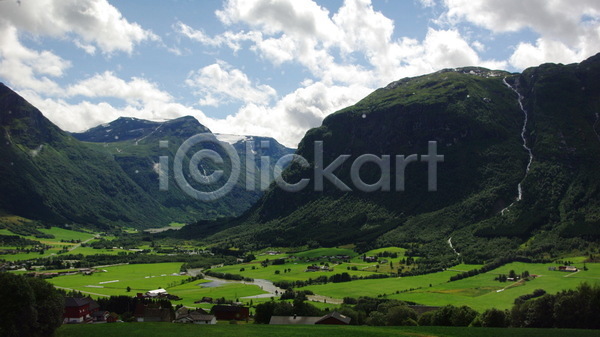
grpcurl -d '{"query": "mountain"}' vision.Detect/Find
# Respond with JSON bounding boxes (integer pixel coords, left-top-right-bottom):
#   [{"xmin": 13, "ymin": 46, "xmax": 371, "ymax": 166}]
[
  {"xmin": 0, "ymin": 83, "xmax": 167, "ymax": 229},
  {"xmin": 0, "ymin": 84, "xmax": 294, "ymax": 229},
  {"xmin": 181, "ymin": 54, "xmax": 600, "ymax": 263},
  {"xmin": 71, "ymin": 116, "xmax": 211, "ymax": 143},
  {"xmin": 72, "ymin": 117, "xmax": 295, "ymax": 222}
]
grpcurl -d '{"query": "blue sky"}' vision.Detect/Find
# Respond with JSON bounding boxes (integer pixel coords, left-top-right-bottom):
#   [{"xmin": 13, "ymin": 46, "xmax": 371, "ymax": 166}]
[{"xmin": 0, "ymin": 0, "xmax": 599, "ymax": 147}]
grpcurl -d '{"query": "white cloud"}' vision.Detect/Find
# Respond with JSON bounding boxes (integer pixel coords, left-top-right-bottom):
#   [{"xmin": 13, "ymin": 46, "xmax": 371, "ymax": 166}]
[
  {"xmin": 205, "ymin": 81, "xmax": 372, "ymax": 147},
  {"xmin": 0, "ymin": 24, "xmax": 69, "ymax": 95},
  {"xmin": 175, "ymin": 21, "xmax": 262, "ymax": 52},
  {"xmin": 74, "ymin": 39, "xmax": 97, "ymax": 55},
  {"xmin": 442, "ymin": 0, "xmax": 600, "ymax": 69},
  {"xmin": 0, "ymin": 0, "xmax": 158, "ymax": 54},
  {"xmin": 185, "ymin": 61, "xmax": 277, "ymax": 107},
  {"xmin": 173, "ymin": 0, "xmax": 507, "ymax": 146},
  {"xmin": 419, "ymin": 0, "xmax": 436, "ymax": 7},
  {"xmin": 20, "ymin": 87, "xmax": 213, "ymax": 136},
  {"xmin": 66, "ymin": 72, "xmax": 172, "ymax": 106},
  {"xmin": 509, "ymin": 39, "xmax": 582, "ymax": 69}
]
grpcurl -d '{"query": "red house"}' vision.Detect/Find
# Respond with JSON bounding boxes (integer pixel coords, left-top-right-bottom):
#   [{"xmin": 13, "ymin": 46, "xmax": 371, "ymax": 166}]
[
  {"xmin": 211, "ymin": 305, "xmax": 249, "ymax": 321},
  {"xmin": 63, "ymin": 297, "xmax": 99, "ymax": 323}
]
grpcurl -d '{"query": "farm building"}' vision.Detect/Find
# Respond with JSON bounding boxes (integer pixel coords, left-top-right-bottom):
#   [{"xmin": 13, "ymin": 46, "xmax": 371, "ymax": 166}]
[
  {"xmin": 211, "ymin": 305, "xmax": 249, "ymax": 321},
  {"xmin": 558, "ymin": 266, "xmax": 578, "ymax": 272},
  {"xmin": 146, "ymin": 289, "xmax": 168, "ymax": 297},
  {"xmin": 269, "ymin": 314, "xmax": 321, "ymax": 325},
  {"xmin": 269, "ymin": 312, "xmax": 351, "ymax": 325},
  {"xmin": 90, "ymin": 310, "xmax": 109, "ymax": 322},
  {"xmin": 315, "ymin": 311, "xmax": 351, "ymax": 325},
  {"xmin": 63, "ymin": 297, "xmax": 100, "ymax": 323},
  {"xmin": 174, "ymin": 307, "xmax": 216, "ymax": 324},
  {"xmin": 133, "ymin": 303, "xmax": 173, "ymax": 322}
]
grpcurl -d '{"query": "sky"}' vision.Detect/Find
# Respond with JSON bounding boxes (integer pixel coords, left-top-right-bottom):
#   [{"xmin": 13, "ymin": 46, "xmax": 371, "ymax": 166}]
[{"xmin": 0, "ymin": 0, "xmax": 599, "ymax": 148}]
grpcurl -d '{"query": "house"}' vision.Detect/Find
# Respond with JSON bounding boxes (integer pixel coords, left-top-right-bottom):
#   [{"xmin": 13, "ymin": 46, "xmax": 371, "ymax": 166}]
[
  {"xmin": 269, "ymin": 314, "xmax": 321, "ymax": 325},
  {"xmin": 91, "ymin": 310, "xmax": 109, "ymax": 322},
  {"xmin": 146, "ymin": 289, "xmax": 168, "ymax": 297},
  {"xmin": 107, "ymin": 312, "xmax": 119, "ymax": 323},
  {"xmin": 270, "ymin": 311, "xmax": 352, "ymax": 325},
  {"xmin": 195, "ymin": 296, "xmax": 213, "ymax": 303},
  {"xmin": 558, "ymin": 266, "xmax": 578, "ymax": 272},
  {"xmin": 174, "ymin": 308, "xmax": 216, "ymax": 324},
  {"xmin": 364, "ymin": 256, "xmax": 377, "ymax": 263},
  {"xmin": 63, "ymin": 297, "xmax": 100, "ymax": 323},
  {"xmin": 211, "ymin": 305, "xmax": 249, "ymax": 321},
  {"xmin": 315, "ymin": 311, "xmax": 351, "ymax": 325},
  {"xmin": 305, "ymin": 265, "xmax": 330, "ymax": 272},
  {"xmin": 133, "ymin": 303, "xmax": 172, "ymax": 322}
]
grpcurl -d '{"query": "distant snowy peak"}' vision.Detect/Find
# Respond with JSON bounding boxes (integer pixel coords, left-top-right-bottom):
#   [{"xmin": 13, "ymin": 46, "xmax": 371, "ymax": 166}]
[{"xmin": 214, "ymin": 133, "xmax": 250, "ymax": 145}]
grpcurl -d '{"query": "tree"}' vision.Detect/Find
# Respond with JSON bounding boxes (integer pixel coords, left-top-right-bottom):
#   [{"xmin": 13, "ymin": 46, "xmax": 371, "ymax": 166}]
[
  {"xmin": 508, "ymin": 270, "xmax": 517, "ymax": 279},
  {"xmin": 431, "ymin": 305, "xmax": 456, "ymax": 326},
  {"xmin": 451, "ymin": 305, "xmax": 478, "ymax": 326},
  {"xmin": 418, "ymin": 311, "xmax": 435, "ymax": 326},
  {"xmin": 385, "ymin": 306, "xmax": 418, "ymax": 326},
  {"xmin": 27, "ymin": 277, "xmax": 64, "ymax": 336},
  {"xmin": 479, "ymin": 308, "xmax": 508, "ymax": 327},
  {"xmin": 0, "ymin": 273, "xmax": 64, "ymax": 337},
  {"xmin": 253, "ymin": 301, "xmax": 276, "ymax": 324},
  {"xmin": 126, "ymin": 286, "xmax": 131, "ymax": 292}
]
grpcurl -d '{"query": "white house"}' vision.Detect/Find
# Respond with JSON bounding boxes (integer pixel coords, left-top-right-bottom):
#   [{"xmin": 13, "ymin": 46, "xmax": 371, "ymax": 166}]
[{"xmin": 146, "ymin": 289, "xmax": 168, "ymax": 297}]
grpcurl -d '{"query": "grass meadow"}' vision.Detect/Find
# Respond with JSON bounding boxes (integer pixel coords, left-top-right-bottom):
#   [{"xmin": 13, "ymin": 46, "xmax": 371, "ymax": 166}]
[{"xmin": 56, "ymin": 323, "xmax": 600, "ymax": 337}]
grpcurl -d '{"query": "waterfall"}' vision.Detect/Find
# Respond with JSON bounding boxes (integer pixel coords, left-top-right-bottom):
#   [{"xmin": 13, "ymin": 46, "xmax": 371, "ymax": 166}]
[{"xmin": 501, "ymin": 78, "xmax": 533, "ymax": 214}]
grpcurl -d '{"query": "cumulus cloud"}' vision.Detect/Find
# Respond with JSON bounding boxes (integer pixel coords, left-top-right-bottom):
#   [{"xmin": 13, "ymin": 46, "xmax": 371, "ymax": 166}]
[
  {"xmin": 66, "ymin": 72, "xmax": 173, "ymax": 106},
  {"xmin": 205, "ymin": 81, "xmax": 372, "ymax": 147},
  {"xmin": 23, "ymin": 90, "xmax": 211, "ymax": 134},
  {"xmin": 173, "ymin": 0, "xmax": 507, "ymax": 146},
  {"xmin": 0, "ymin": 0, "xmax": 158, "ymax": 54},
  {"xmin": 185, "ymin": 61, "xmax": 277, "ymax": 107},
  {"xmin": 5, "ymin": 0, "xmax": 597, "ymax": 149},
  {"xmin": 0, "ymin": 24, "xmax": 69, "ymax": 95},
  {"xmin": 443, "ymin": 0, "xmax": 600, "ymax": 69}
]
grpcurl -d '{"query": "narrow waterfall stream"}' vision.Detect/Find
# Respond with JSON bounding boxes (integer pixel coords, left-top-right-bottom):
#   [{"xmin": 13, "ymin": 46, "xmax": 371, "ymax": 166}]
[{"xmin": 501, "ymin": 78, "xmax": 533, "ymax": 214}]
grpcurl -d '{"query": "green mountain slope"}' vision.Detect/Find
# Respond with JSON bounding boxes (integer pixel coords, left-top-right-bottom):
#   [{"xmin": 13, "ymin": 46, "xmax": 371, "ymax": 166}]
[
  {"xmin": 0, "ymin": 83, "xmax": 168, "ymax": 228},
  {"xmin": 183, "ymin": 55, "xmax": 600, "ymax": 262},
  {"xmin": 0, "ymin": 84, "xmax": 294, "ymax": 229},
  {"xmin": 73, "ymin": 117, "xmax": 294, "ymax": 221}
]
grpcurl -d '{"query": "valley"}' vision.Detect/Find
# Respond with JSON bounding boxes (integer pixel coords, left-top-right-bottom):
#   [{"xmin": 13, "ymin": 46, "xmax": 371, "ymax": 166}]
[
  {"xmin": 2, "ymin": 54, "xmax": 600, "ymax": 335},
  {"xmin": 2, "ymin": 224, "xmax": 599, "ymax": 314}
]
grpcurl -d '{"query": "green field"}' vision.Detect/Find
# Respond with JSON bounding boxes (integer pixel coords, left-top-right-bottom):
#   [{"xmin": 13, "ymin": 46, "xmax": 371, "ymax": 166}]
[
  {"xmin": 298, "ymin": 260, "xmax": 600, "ymax": 312},
  {"xmin": 167, "ymin": 281, "xmax": 268, "ymax": 308},
  {"xmin": 55, "ymin": 323, "xmax": 600, "ymax": 337},
  {"xmin": 389, "ymin": 261, "xmax": 600, "ymax": 311},
  {"xmin": 210, "ymin": 260, "xmax": 382, "ymax": 283},
  {"xmin": 0, "ymin": 227, "xmax": 100, "ymax": 261},
  {"xmin": 301, "ymin": 269, "xmax": 463, "ymax": 299},
  {"xmin": 0, "ymin": 226, "xmax": 147, "ymax": 261},
  {"xmin": 46, "ymin": 262, "xmax": 267, "ymax": 308},
  {"xmin": 47, "ymin": 263, "xmax": 187, "ymax": 296},
  {"xmin": 292, "ymin": 247, "xmax": 357, "ymax": 259},
  {"xmin": 210, "ymin": 246, "xmax": 419, "ymax": 283}
]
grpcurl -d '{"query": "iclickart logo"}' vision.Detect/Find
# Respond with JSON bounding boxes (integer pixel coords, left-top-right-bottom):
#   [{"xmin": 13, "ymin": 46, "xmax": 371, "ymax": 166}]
[{"xmin": 159, "ymin": 133, "xmax": 443, "ymax": 201}]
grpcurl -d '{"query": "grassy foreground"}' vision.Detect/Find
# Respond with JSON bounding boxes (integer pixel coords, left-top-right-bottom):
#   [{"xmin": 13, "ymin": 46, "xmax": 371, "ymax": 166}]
[{"xmin": 56, "ymin": 323, "xmax": 599, "ymax": 337}]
